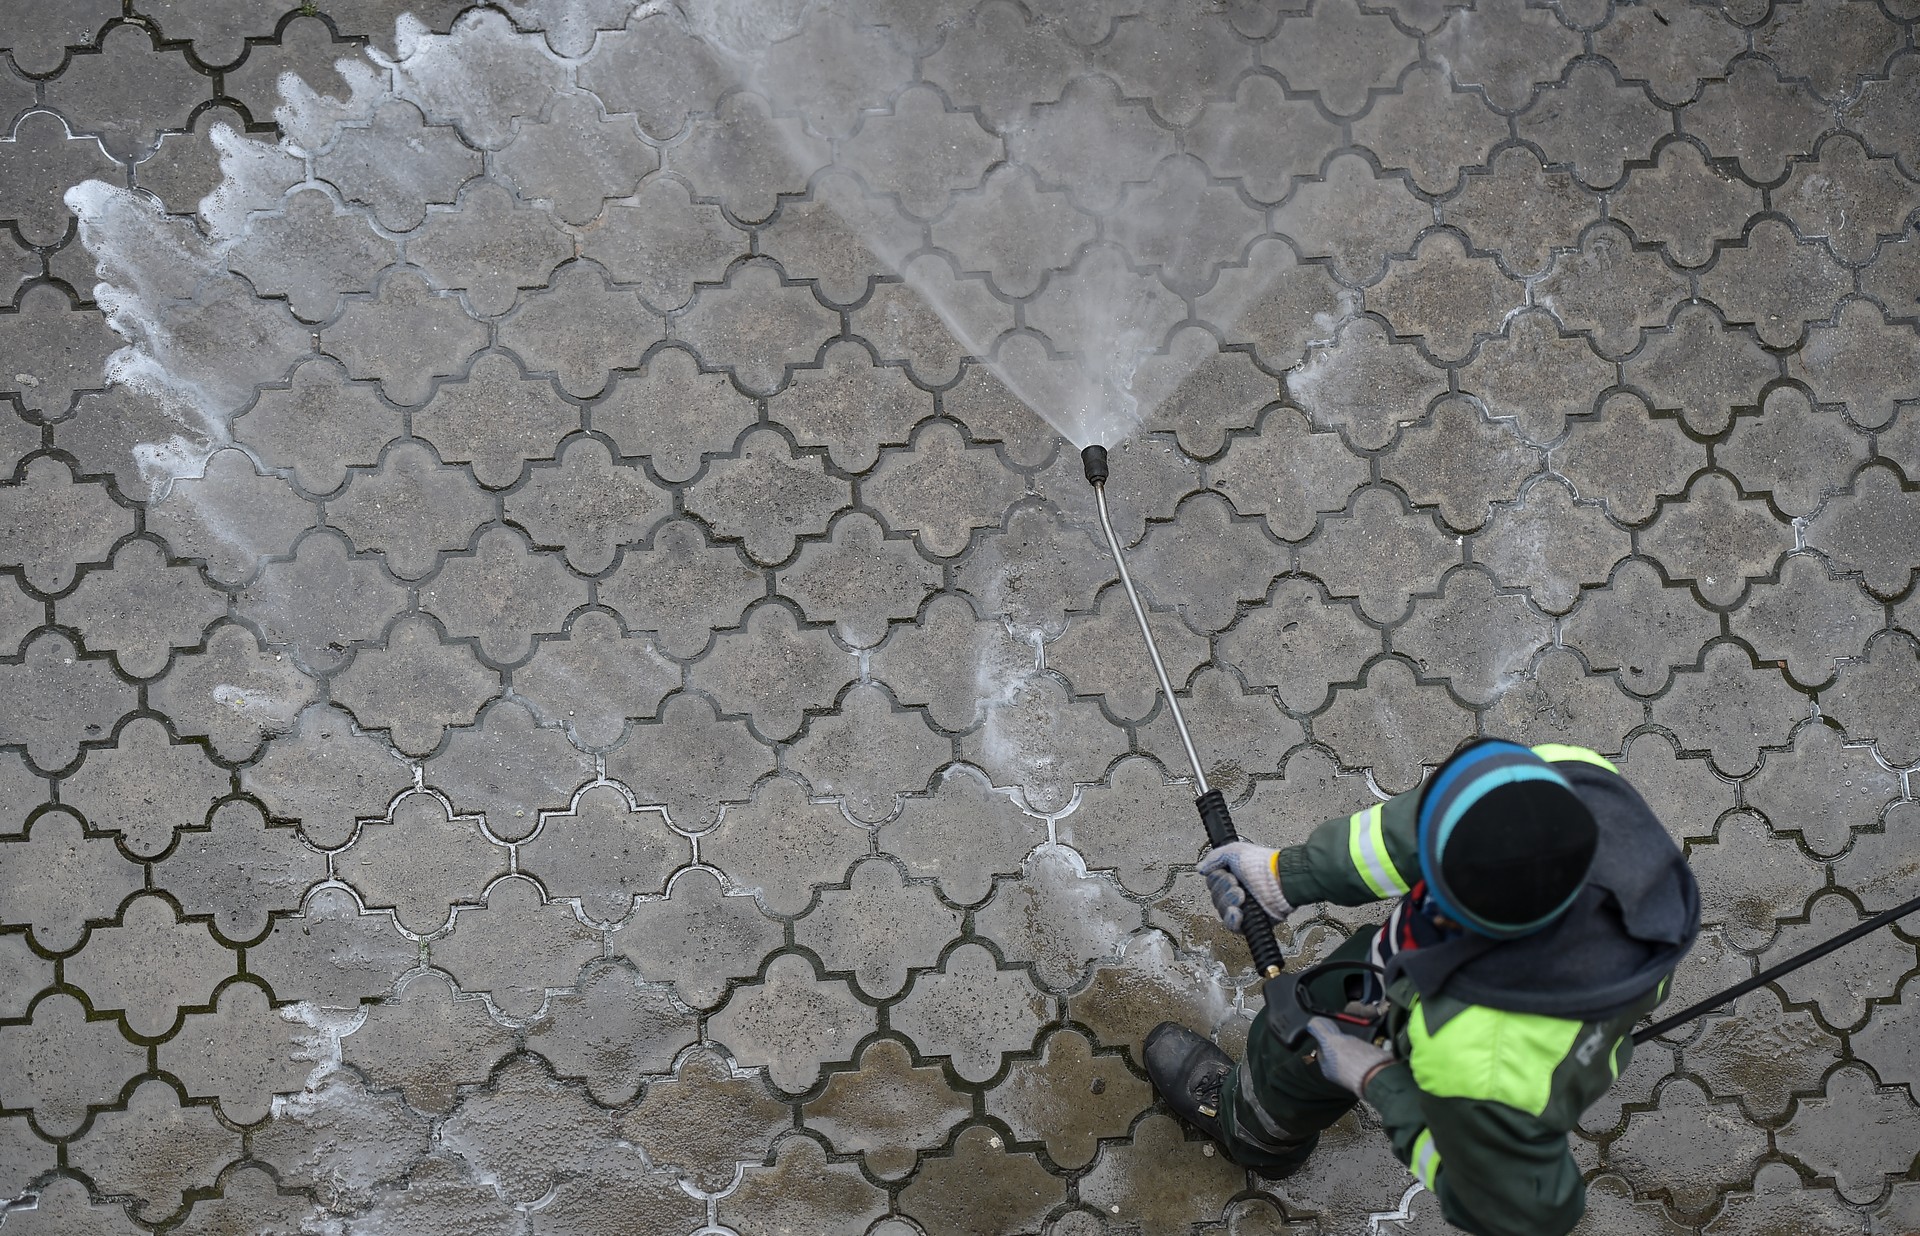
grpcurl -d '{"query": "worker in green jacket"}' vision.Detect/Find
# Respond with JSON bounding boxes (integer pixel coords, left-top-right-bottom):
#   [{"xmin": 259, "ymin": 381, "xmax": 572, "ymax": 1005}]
[{"xmin": 1146, "ymin": 740, "xmax": 1699, "ymax": 1236}]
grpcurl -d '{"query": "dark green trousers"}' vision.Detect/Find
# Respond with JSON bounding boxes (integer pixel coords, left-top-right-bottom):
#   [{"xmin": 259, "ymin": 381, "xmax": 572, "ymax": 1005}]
[{"xmin": 1215, "ymin": 929, "xmax": 1372, "ymax": 1173}]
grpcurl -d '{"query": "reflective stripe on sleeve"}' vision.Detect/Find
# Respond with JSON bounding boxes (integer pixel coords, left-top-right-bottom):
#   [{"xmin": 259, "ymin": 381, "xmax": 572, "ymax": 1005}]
[
  {"xmin": 1529, "ymin": 743, "xmax": 1619, "ymax": 773},
  {"xmin": 1347, "ymin": 804, "xmax": 1412, "ymax": 899},
  {"xmin": 1411, "ymin": 1128, "xmax": 1442, "ymax": 1191}
]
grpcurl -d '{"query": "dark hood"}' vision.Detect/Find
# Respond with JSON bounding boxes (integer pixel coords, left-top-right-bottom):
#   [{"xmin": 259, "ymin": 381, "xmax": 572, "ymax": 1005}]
[{"xmin": 1385, "ymin": 763, "xmax": 1700, "ymax": 1021}]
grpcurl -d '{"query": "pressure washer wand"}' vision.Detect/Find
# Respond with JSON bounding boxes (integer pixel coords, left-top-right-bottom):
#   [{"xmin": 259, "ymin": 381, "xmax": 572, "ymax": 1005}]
[{"xmin": 1081, "ymin": 445, "xmax": 1286, "ymax": 979}]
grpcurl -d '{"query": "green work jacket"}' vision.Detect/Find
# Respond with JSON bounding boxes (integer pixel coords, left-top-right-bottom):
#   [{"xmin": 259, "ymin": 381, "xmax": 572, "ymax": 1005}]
[{"xmin": 1275, "ymin": 745, "xmax": 1675, "ymax": 1236}]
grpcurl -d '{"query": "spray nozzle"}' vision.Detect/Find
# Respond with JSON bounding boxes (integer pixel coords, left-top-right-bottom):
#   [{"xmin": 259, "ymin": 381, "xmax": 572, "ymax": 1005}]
[{"xmin": 1080, "ymin": 444, "xmax": 1109, "ymax": 486}]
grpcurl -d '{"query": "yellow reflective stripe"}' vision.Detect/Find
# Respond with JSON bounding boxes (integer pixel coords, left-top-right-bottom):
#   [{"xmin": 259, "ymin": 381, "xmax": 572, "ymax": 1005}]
[
  {"xmin": 1412, "ymin": 1129, "xmax": 1441, "ymax": 1190},
  {"xmin": 1407, "ymin": 999, "xmax": 1585, "ymax": 1118},
  {"xmin": 1530, "ymin": 743, "xmax": 1619, "ymax": 773},
  {"xmin": 1347, "ymin": 805, "xmax": 1410, "ymax": 898}
]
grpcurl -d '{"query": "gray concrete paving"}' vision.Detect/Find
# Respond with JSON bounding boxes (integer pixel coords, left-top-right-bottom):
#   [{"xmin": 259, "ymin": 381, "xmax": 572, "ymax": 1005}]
[{"xmin": 2, "ymin": 0, "xmax": 1919, "ymax": 1231}]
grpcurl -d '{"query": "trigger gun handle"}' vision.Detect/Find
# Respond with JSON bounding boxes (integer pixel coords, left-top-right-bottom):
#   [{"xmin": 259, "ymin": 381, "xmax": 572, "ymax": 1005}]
[{"xmin": 1195, "ymin": 788, "xmax": 1287, "ymax": 978}]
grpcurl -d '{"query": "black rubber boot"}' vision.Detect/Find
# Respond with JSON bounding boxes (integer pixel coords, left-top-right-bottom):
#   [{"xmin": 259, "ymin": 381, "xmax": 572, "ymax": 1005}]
[{"xmin": 1144, "ymin": 1021, "xmax": 1234, "ymax": 1142}]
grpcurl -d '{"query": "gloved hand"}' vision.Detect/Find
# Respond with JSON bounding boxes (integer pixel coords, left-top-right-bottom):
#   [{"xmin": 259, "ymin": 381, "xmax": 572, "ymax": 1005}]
[
  {"xmin": 1305, "ymin": 1016, "xmax": 1394, "ymax": 1096},
  {"xmin": 1197, "ymin": 841, "xmax": 1292, "ymax": 933}
]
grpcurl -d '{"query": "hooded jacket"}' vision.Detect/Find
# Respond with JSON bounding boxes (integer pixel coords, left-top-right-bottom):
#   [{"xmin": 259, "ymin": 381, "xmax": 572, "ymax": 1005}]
[{"xmin": 1275, "ymin": 743, "xmax": 1700, "ymax": 1236}]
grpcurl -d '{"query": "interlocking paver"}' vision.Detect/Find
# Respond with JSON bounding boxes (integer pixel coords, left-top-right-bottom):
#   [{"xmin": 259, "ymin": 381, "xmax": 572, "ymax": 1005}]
[
  {"xmin": 513, "ymin": 609, "xmax": 679, "ymax": 747},
  {"xmin": 603, "ymin": 692, "xmax": 776, "ymax": 831},
  {"xmin": 0, "ymin": 283, "xmax": 119, "ymax": 418},
  {"xmin": 339, "ymin": 970, "xmax": 518, "ymax": 1114},
  {"xmin": 1730, "ymin": 550, "xmax": 1883, "ymax": 688},
  {"xmin": 1443, "ymin": 145, "xmax": 1599, "ymax": 279},
  {"xmin": 423, "ymin": 699, "xmax": 593, "ymax": 841},
  {"xmin": 0, "ymin": 807, "xmax": 144, "ymax": 952},
  {"xmin": 333, "ymin": 789, "xmax": 505, "ymax": 935},
  {"xmin": 60, "ymin": 714, "xmax": 224, "ymax": 858},
  {"xmin": 576, "ymin": 9, "xmax": 733, "ymax": 142},
  {"xmin": 806, "ymin": 1037, "xmax": 969, "ymax": 1180},
  {"xmin": 1274, "ymin": 151, "xmax": 1428, "ymax": 284},
  {"xmin": 1700, "ymin": 217, "xmax": 1854, "ymax": 349},
  {"xmin": 709, "ymin": 952, "xmax": 876, "ymax": 1092},
  {"xmin": 789, "ymin": 682, "xmax": 947, "ymax": 821},
  {"xmin": 1397, "ymin": 565, "xmax": 1554, "ymax": 706},
  {"xmin": 155, "ymin": 799, "xmax": 319, "ymax": 944},
  {"xmin": 11, "ymin": 2, "xmax": 1920, "ymax": 1228},
  {"xmin": 864, "ymin": 419, "xmax": 1027, "ymax": 557},
  {"xmin": 1788, "ymin": 298, "xmax": 1920, "ymax": 431},
  {"xmin": 1474, "ymin": 474, "xmax": 1628, "ymax": 614},
  {"xmin": 1371, "ymin": 229, "xmax": 1524, "ymax": 363},
  {"xmin": 1538, "ymin": 221, "xmax": 1691, "ymax": 358},
  {"xmin": 1382, "ymin": 395, "xmax": 1539, "ymax": 531},
  {"xmin": 1137, "ymin": 665, "xmax": 1306, "ymax": 801},
  {"xmin": 391, "ymin": 9, "xmax": 564, "ymax": 151},
  {"xmin": 326, "ymin": 440, "xmax": 492, "ymax": 579},
  {"xmin": 1612, "ymin": 141, "xmax": 1764, "ymax": 271},
  {"xmin": 167, "ymin": 1165, "xmax": 314, "ymax": 1234},
  {"xmin": 1351, "ymin": 64, "xmax": 1506, "ymax": 194},
  {"xmin": 1608, "ymin": 1078, "xmax": 1771, "ymax": 1219},
  {"xmin": 1187, "ymin": 72, "xmax": 1342, "ymax": 206},
  {"xmin": 337, "ymin": 1154, "xmax": 520, "ymax": 1235},
  {"xmin": 796, "ymin": 856, "xmax": 961, "ymax": 1000},
  {"xmin": 156, "ymin": 980, "xmax": 311, "ymax": 1125},
  {"xmin": 1641, "ymin": 471, "xmax": 1795, "ymax": 608},
  {"xmin": 619, "ymin": 1046, "xmax": 790, "ymax": 1191},
  {"xmin": 151, "ymin": 618, "xmax": 318, "ymax": 763},
  {"xmin": 529, "ymin": 1145, "xmax": 707, "ymax": 1236},
  {"xmin": 1289, "ymin": 317, "xmax": 1447, "ymax": 450},
  {"xmin": 0, "ymin": 455, "xmax": 133, "ymax": 594},
  {"xmin": 429, "ymin": 873, "xmax": 601, "ymax": 1016},
  {"xmin": 1486, "ymin": 644, "xmax": 1644, "ymax": 753},
  {"xmin": 670, "ymin": 91, "xmax": 829, "ymax": 224},
  {"xmin": 66, "ymin": 1078, "xmax": 241, "ymax": 1223},
  {"xmin": 1824, "ymin": 631, "xmax": 1920, "ymax": 767},
  {"xmin": 694, "ymin": 602, "xmax": 853, "ymax": 743},
  {"xmin": 66, "ymin": 890, "xmax": 235, "ymax": 1037},
  {"xmin": 419, "ymin": 525, "xmax": 588, "ymax": 662},
  {"xmin": 854, "ymin": 253, "xmax": 1012, "ymax": 386},
  {"xmin": 242, "ymin": 702, "xmax": 413, "ymax": 850},
  {"xmin": 42, "ymin": 24, "xmax": 206, "ymax": 161},
  {"xmin": 1649, "ymin": 641, "xmax": 1805, "ymax": 776},
  {"xmin": 765, "ymin": 168, "xmax": 919, "ymax": 306},
  {"xmin": 1591, "ymin": 2, "xmax": 1744, "ymax": 104},
  {"xmin": 1456, "ymin": 308, "xmax": 1610, "ymax": 444},
  {"xmin": 1315, "ymin": 657, "xmax": 1475, "ymax": 792},
  {"xmin": 331, "ymin": 614, "xmax": 500, "ymax": 755},
  {"xmin": 314, "ymin": 100, "xmax": 481, "ymax": 232},
  {"xmin": 61, "ymin": 536, "xmax": 226, "ymax": 679},
  {"xmin": 1218, "ymin": 577, "xmax": 1380, "ymax": 714},
  {"xmin": 240, "ymin": 532, "xmax": 407, "ymax": 677},
  {"xmin": 720, "ymin": 1137, "xmax": 891, "ymax": 1235},
  {"xmin": 1297, "ymin": 484, "xmax": 1459, "ymax": 624},
  {"xmin": 1807, "ymin": 462, "xmax": 1920, "ymax": 599},
  {"xmin": 921, "ymin": 1, "xmax": 1074, "ymax": 128},
  {"xmin": 1518, "ymin": 60, "xmax": 1669, "ymax": 191},
  {"xmin": 976, "ymin": 843, "xmax": 1139, "ymax": 990},
  {"xmin": 902, "ymin": 1125, "xmax": 1071, "ymax": 1236},
  {"xmin": 526, "ymin": 963, "xmax": 698, "ymax": 1105}
]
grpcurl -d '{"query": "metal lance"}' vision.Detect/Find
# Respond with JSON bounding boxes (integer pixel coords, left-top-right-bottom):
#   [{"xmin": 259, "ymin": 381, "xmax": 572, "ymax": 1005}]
[{"xmin": 1080, "ymin": 444, "xmax": 1287, "ymax": 979}]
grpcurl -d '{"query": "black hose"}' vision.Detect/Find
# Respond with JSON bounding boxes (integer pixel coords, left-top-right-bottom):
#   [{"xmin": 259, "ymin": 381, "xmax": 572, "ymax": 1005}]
[{"xmin": 1632, "ymin": 890, "xmax": 1920, "ymax": 1044}]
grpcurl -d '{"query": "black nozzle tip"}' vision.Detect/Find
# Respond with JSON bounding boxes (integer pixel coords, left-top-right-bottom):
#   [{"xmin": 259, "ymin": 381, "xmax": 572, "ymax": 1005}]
[{"xmin": 1080, "ymin": 444, "xmax": 1109, "ymax": 486}]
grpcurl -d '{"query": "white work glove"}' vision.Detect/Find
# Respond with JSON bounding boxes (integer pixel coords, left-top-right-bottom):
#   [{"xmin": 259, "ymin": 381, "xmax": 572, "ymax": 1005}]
[
  {"xmin": 1196, "ymin": 840, "xmax": 1292, "ymax": 933},
  {"xmin": 1306, "ymin": 1016, "xmax": 1394, "ymax": 1097}
]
